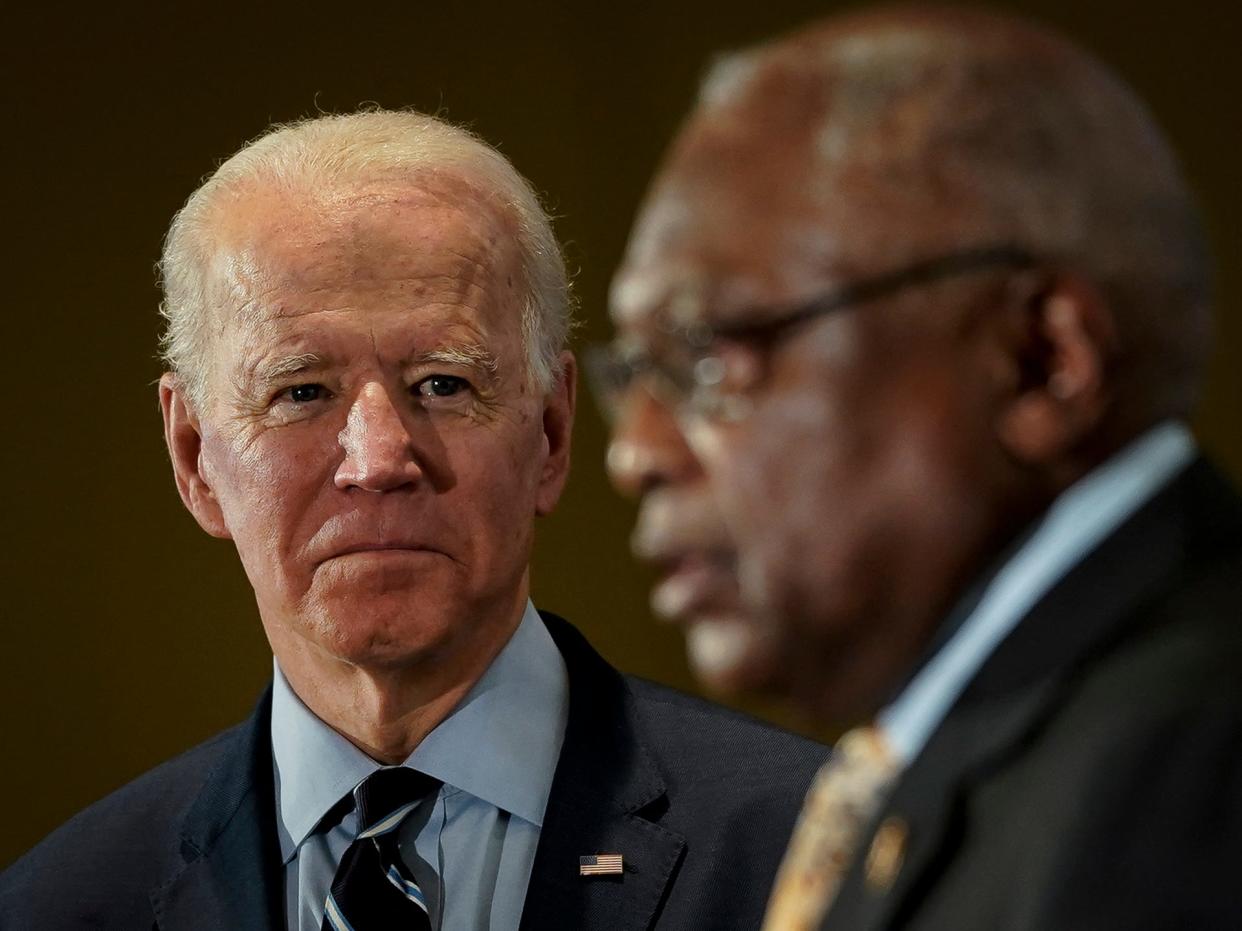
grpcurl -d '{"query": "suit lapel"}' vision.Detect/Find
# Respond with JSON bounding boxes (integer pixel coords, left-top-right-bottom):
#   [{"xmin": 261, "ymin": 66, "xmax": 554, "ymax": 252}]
[
  {"xmin": 150, "ymin": 689, "xmax": 283, "ymax": 931},
  {"xmin": 825, "ymin": 675, "xmax": 1061, "ymax": 931},
  {"xmin": 150, "ymin": 618, "xmax": 691, "ymax": 931},
  {"xmin": 826, "ymin": 459, "xmax": 1241, "ymax": 931},
  {"xmin": 519, "ymin": 615, "xmax": 686, "ymax": 931}
]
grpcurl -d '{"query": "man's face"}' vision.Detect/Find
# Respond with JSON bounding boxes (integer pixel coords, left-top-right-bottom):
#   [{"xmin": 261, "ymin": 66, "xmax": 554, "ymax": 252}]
[
  {"xmin": 169, "ymin": 179, "xmax": 571, "ymax": 673},
  {"xmin": 606, "ymin": 100, "xmax": 1008, "ymax": 718}
]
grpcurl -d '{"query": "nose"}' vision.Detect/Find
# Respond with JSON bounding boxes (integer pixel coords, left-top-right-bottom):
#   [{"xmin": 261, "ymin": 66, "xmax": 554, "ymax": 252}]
[
  {"xmin": 334, "ymin": 382, "xmax": 425, "ymax": 492},
  {"xmin": 605, "ymin": 387, "xmax": 702, "ymax": 498}
]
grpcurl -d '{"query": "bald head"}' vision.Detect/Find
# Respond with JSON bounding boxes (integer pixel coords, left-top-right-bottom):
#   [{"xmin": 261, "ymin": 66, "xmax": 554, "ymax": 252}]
[{"xmin": 627, "ymin": 4, "xmax": 1210, "ymax": 424}]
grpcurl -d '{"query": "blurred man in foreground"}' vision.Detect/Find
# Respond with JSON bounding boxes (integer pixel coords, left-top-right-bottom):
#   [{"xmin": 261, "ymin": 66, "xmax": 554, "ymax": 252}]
[
  {"xmin": 1, "ymin": 110, "xmax": 824, "ymax": 930},
  {"xmin": 600, "ymin": 6, "xmax": 1241, "ymax": 928}
]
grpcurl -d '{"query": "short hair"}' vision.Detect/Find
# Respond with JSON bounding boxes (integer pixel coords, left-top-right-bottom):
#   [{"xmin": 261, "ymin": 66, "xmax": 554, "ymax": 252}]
[
  {"xmin": 158, "ymin": 109, "xmax": 573, "ymax": 408},
  {"xmin": 697, "ymin": 10, "xmax": 1213, "ymax": 419}
]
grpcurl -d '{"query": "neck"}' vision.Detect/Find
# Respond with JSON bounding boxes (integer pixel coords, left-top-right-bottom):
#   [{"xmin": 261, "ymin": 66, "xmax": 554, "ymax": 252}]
[{"xmin": 269, "ymin": 598, "xmax": 526, "ymax": 764}]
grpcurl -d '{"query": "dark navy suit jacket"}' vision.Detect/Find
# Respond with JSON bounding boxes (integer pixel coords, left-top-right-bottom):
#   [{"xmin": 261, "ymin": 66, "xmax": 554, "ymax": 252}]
[
  {"xmin": 823, "ymin": 459, "xmax": 1242, "ymax": 930},
  {"xmin": 1, "ymin": 615, "xmax": 826, "ymax": 930}
]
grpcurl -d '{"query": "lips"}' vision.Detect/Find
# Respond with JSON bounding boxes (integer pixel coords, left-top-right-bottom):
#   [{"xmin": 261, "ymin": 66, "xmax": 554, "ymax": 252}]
[
  {"xmin": 650, "ymin": 552, "xmax": 738, "ymax": 619},
  {"xmin": 632, "ymin": 492, "xmax": 741, "ymax": 624},
  {"xmin": 333, "ymin": 542, "xmax": 433, "ymax": 557},
  {"xmin": 631, "ymin": 495, "xmax": 764, "ymax": 687},
  {"xmin": 305, "ymin": 512, "xmax": 451, "ymax": 569},
  {"xmin": 314, "ymin": 540, "xmax": 443, "ymax": 568}
]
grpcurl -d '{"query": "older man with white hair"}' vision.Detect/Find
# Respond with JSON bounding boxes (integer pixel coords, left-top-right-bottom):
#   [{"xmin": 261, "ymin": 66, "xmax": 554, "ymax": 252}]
[{"xmin": 0, "ymin": 110, "xmax": 824, "ymax": 931}]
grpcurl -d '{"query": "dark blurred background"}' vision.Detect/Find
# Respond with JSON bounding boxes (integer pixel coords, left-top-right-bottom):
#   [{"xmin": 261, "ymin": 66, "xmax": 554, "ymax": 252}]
[{"xmin": 4, "ymin": 0, "xmax": 1238, "ymax": 866}]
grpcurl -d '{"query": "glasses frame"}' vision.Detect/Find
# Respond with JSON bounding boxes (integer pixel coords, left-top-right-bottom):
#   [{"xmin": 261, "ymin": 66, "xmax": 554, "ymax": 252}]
[{"xmin": 588, "ymin": 244, "xmax": 1037, "ymax": 423}]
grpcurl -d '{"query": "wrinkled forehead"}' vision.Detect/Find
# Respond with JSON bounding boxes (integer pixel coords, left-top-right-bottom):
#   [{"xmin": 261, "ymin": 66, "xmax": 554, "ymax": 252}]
[
  {"xmin": 610, "ymin": 116, "xmax": 839, "ymax": 334},
  {"xmin": 610, "ymin": 33, "xmax": 977, "ymax": 336},
  {"xmin": 609, "ymin": 75, "xmax": 873, "ymax": 334},
  {"xmin": 204, "ymin": 175, "xmax": 521, "ymax": 330}
]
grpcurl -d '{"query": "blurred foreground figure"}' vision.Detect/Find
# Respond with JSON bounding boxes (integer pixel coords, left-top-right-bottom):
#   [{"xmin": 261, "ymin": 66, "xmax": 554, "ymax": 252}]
[
  {"xmin": 1, "ymin": 110, "xmax": 824, "ymax": 930},
  {"xmin": 601, "ymin": 6, "xmax": 1241, "ymax": 928}
]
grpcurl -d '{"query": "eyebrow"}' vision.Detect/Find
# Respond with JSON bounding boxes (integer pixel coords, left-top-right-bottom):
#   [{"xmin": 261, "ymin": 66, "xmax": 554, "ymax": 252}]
[
  {"xmin": 253, "ymin": 352, "xmax": 326, "ymax": 383},
  {"xmin": 245, "ymin": 343, "xmax": 503, "ymax": 388},
  {"xmin": 411, "ymin": 345, "xmax": 500, "ymax": 377}
]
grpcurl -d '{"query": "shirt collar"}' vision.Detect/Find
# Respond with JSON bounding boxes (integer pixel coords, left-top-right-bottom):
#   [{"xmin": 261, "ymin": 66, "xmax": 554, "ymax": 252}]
[
  {"xmin": 409, "ymin": 601, "xmax": 567, "ymax": 827},
  {"xmin": 878, "ymin": 421, "xmax": 1197, "ymax": 764},
  {"xmin": 271, "ymin": 601, "xmax": 568, "ymax": 863}
]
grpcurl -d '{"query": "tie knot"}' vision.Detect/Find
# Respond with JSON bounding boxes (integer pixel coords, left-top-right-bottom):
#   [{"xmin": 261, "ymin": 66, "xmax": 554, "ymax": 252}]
[
  {"xmin": 353, "ymin": 767, "xmax": 441, "ymax": 833},
  {"xmin": 835, "ymin": 725, "xmax": 897, "ymax": 775}
]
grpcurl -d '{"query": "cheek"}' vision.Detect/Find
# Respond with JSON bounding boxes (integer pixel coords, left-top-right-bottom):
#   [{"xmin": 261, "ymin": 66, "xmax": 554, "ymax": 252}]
[
  {"xmin": 692, "ymin": 372, "xmax": 902, "ymax": 626},
  {"xmin": 446, "ymin": 423, "xmax": 543, "ymax": 532},
  {"xmin": 202, "ymin": 427, "xmax": 335, "ymax": 562},
  {"xmin": 693, "ymin": 386, "xmax": 850, "ymax": 547}
]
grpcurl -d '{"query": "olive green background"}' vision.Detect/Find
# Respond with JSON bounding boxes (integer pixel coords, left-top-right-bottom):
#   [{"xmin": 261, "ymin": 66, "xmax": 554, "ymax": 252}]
[{"xmin": 4, "ymin": 0, "xmax": 1238, "ymax": 866}]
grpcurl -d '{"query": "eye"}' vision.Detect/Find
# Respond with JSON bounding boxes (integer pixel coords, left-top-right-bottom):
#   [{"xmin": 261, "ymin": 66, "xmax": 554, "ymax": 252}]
[
  {"xmin": 414, "ymin": 375, "xmax": 468, "ymax": 398},
  {"xmin": 284, "ymin": 383, "xmax": 326, "ymax": 404}
]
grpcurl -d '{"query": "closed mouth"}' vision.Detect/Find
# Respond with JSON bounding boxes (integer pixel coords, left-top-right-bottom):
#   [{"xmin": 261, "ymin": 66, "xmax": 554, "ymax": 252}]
[
  {"xmin": 650, "ymin": 551, "xmax": 739, "ymax": 621},
  {"xmin": 318, "ymin": 543, "xmax": 440, "ymax": 566}
]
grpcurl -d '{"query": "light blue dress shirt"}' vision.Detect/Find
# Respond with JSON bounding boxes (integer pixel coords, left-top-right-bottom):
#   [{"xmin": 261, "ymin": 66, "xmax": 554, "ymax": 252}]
[
  {"xmin": 878, "ymin": 421, "xmax": 1197, "ymax": 764},
  {"xmin": 271, "ymin": 601, "xmax": 569, "ymax": 931}
]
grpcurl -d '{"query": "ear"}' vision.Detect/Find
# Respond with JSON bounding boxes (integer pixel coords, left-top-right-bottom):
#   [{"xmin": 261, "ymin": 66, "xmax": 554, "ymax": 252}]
[
  {"xmin": 535, "ymin": 351, "xmax": 577, "ymax": 516},
  {"xmin": 159, "ymin": 374, "xmax": 232, "ymax": 539},
  {"xmin": 994, "ymin": 274, "xmax": 1118, "ymax": 466}
]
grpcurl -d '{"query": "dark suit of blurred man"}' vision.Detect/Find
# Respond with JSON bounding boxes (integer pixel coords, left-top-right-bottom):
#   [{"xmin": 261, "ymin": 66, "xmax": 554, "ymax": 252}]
[{"xmin": 600, "ymin": 6, "xmax": 1241, "ymax": 928}]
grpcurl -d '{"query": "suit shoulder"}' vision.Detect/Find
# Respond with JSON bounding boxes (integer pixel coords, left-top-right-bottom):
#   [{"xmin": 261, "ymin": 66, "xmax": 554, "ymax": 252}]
[
  {"xmin": 623, "ymin": 675, "xmax": 827, "ymax": 783},
  {"xmin": 615, "ymin": 676, "xmax": 825, "ymax": 928},
  {"xmin": 0, "ymin": 722, "xmax": 246, "ymax": 909},
  {"xmin": 1090, "ymin": 553, "xmax": 1242, "ymax": 718},
  {"xmin": 541, "ymin": 610, "xmax": 828, "ymax": 783}
]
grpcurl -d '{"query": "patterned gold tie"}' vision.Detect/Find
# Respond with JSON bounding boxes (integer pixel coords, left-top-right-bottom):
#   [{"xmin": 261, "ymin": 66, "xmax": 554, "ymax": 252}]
[{"xmin": 762, "ymin": 726, "xmax": 900, "ymax": 931}]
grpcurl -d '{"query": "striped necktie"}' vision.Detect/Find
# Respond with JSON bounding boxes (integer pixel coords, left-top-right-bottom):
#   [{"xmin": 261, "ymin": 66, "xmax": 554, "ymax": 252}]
[
  {"xmin": 762, "ymin": 726, "xmax": 900, "ymax": 931},
  {"xmin": 321, "ymin": 767, "xmax": 441, "ymax": 931}
]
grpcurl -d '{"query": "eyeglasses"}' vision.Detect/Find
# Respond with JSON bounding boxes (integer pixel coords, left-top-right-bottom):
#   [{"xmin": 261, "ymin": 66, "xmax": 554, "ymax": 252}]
[{"xmin": 587, "ymin": 244, "xmax": 1036, "ymax": 423}]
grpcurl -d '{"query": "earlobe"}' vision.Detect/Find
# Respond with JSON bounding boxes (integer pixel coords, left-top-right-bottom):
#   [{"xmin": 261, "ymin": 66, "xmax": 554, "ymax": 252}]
[
  {"xmin": 995, "ymin": 275, "xmax": 1117, "ymax": 467},
  {"xmin": 159, "ymin": 374, "xmax": 231, "ymax": 539},
  {"xmin": 535, "ymin": 351, "xmax": 577, "ymax": 516}
]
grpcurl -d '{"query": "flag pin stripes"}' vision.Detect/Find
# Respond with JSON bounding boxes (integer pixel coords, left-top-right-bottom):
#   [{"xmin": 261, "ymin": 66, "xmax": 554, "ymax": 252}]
[{"xmin": 579, "ymin": 854, "xmax": 624, "ymax": 876}]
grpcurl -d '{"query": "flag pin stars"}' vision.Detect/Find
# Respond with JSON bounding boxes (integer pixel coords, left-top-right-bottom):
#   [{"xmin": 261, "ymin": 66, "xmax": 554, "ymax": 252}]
[{"xmin": 580, "ymin": 854, "xmax": 624, "ymax": 876}]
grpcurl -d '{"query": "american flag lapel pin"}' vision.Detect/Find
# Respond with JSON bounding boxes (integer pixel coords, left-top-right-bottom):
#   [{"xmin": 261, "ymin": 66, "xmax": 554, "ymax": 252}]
[{"xmin": 579, "ymin": 853, "xmax": 624, "ymax": 876}]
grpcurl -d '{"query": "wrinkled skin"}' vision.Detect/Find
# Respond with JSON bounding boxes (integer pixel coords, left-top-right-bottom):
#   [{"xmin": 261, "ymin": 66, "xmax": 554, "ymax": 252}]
[
  {"xmin": 606, "ymin": 53, "xmax": 1114, "ymax": 723},
  {"xmin": 162, "ymin": 179, "xmax": 574, "ymax": 757}
]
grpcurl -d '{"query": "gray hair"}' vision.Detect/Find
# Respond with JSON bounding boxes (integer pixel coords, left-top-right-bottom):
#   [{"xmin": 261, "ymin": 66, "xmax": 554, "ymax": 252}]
[
  {"xmin": 699, "ymin": 12, "xmax": 1213, "ymax": 420},
  {"xmin": 158, "ymin": 109, "xmax": 573, "ymax": 409}
]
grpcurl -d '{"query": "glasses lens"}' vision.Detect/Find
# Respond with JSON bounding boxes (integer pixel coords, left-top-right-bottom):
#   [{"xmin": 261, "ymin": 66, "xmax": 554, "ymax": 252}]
[
  {"xmin": 585, "ymin": 337, "xmax": 746, "ymax": 423},
  {"xmin": 585, "ymin": 340, "xmax": 700, "ymax": 421}
]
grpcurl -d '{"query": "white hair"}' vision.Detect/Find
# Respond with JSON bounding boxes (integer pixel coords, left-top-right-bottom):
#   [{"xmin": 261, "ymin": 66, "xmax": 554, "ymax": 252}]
[{"xmin": 158, "ymin": 109, "xmax": 573, "ymax": 408}]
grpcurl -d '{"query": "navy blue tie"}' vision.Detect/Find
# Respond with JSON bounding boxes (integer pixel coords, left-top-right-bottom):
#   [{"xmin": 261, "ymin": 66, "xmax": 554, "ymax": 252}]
[{"xmin": 321, "ymin": 767, "xmax": 441, "ymax": 931}]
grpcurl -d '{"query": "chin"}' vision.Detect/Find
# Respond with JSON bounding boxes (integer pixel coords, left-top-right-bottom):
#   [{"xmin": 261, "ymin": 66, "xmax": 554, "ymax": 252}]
[
  {"xmin": 684, "ymin": 616, "xmax": 784, "ymax": 696},
  {"xmin": 301, "ymin": 593, "xmax": 454, "ymax": 669}
]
